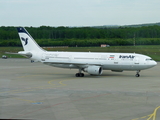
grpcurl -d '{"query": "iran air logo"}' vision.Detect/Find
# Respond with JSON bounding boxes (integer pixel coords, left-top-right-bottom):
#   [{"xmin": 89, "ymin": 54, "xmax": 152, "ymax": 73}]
[{"xmin": 21, "ymin": 37, "xmax": 28, "ymax": 46}]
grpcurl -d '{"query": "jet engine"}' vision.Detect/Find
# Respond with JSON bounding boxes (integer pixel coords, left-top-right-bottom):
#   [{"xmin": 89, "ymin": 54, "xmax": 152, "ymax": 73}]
[{"xmin": 84, "ymin": 66, "xmax": 103, "ymax": 75}]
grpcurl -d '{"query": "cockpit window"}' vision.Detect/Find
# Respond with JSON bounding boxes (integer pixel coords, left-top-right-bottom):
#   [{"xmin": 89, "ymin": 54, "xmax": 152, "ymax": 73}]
[{"xmin": 146, "ymin": 58, "xmax": 153, "ymax": 61}]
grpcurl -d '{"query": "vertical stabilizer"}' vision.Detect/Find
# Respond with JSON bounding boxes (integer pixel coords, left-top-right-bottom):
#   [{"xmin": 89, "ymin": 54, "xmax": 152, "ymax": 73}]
[{"xmin": 17, "ymin": 27, "xmax": 45, "ymax": 52}]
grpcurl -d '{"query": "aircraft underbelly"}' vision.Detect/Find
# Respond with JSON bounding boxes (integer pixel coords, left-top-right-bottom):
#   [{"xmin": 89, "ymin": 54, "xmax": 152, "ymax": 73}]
[
  {"xmin": 103, "ymin": 64, "xmax": 136, "ymax": 70},
  {"xmin": 44, "ymin": 63, "xmax": 78, "ymax": 68}
]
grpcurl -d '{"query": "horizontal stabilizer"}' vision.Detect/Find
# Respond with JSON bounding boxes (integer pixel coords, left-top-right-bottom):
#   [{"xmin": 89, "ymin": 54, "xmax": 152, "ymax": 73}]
[{"xmin": 5, "ymin": 51, "xmax": 32, "ymax": 58}]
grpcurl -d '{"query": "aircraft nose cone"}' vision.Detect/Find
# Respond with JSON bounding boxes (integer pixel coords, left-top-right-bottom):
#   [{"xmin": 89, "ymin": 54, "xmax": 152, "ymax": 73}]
[
  {"xmin": 154, "ymin": 61, "xmax": 157, "ymax": 66},
  {"xmin": 152, "ymin": 60, "xmax": 157, "ymax": 67}
]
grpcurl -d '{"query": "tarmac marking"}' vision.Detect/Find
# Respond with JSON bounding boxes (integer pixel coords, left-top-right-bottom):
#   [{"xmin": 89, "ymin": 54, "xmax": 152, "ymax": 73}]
[
  {"xmin": 132, "ymin": 106, "xmax": 160, "ymax": 120},
  {"xmin": 0, "ymin": 75, "xmax": 76, "ymax": 94},
  {"xmin": 147, "ymin": 106, "xmax": 160, "ymax": 120},
  {"xmin": 48, "ymin": 78, "xmax": 77, "ymax": 87},
  {"xmin": 0, "ymin": 78, "xmax": 72, "ymax": 94},
  {"xmin": 59, "ymin": 80, "xmax": 67, "ymax": 86},
  {"xmin": 0, "ymin": 76, "xmax": 77, "ymax": 105}
]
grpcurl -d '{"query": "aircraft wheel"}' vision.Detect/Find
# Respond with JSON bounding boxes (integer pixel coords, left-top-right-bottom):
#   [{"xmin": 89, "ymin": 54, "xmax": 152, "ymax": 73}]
[
  {"xmin": 135, "ymin": 70, "xmax": 140, "ymax": 77},
  {"xmin": 75, "ymin": 73, "xmax": 79, "ymax": 77},
  {"xmin": 80, "ymin": 73, "xmax": 84, "ymax": 77},
  {"xmin": 75, "ymin": 73, "xmax": 84, "ymax": 77},
  {"xmin": 135, "ymin": 74, "xmax": 140, "ymax": 77}
]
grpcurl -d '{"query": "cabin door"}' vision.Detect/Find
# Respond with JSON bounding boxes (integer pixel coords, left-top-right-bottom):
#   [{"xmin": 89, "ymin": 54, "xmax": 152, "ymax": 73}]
[{"xmin": 134, "ymin": 56, "xmax": 139, "ymax": 65}]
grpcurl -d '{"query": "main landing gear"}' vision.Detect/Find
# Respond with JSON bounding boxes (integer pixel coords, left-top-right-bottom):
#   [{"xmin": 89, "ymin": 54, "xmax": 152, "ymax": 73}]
[
  {"xmin": 135, "ymin": 70, "xmax": 140, "ymax": 77},
  {"xmin": 75, "ymin": 73, "xmax": 84, "ymax": 77},
  {"xmin": 75, "ymin": 69, "xmax": 84, "ymax": 77}
]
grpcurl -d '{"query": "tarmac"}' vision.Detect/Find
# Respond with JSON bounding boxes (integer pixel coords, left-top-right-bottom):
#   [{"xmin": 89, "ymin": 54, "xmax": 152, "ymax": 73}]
[{"xmin": 0, "ymin": 58, "xmax": 160, "ymax": 120}]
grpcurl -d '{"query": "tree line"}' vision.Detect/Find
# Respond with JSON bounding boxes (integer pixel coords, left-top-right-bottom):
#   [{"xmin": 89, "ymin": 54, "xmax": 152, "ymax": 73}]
[{"xmin": 0, "ymin": 25, "xmax": 160, "ymax": 47}]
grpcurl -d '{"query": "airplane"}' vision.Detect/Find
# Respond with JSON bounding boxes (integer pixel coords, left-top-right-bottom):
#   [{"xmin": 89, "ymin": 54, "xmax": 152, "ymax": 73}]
[{"xmin": 14, "ymin": 27, "xmax": 157, "ymax": 77}]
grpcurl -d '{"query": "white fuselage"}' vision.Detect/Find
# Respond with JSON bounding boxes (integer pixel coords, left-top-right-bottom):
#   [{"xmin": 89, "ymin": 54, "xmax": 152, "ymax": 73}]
[{"xmin": 31, "ymin": 51, "xmax": 157, "ymax": 71}]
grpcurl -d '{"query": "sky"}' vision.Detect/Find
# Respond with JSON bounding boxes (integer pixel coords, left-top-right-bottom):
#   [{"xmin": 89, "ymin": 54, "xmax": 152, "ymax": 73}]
[{"xmin": 0, "ymin": 0, "xmax": 160, "ymax": 27}]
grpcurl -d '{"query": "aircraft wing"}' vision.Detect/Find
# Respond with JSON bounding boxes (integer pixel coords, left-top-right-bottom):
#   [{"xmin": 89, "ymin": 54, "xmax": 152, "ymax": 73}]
[{"xmin": 43, "ymin": 61, "xmax": 102, "ymax": 68}]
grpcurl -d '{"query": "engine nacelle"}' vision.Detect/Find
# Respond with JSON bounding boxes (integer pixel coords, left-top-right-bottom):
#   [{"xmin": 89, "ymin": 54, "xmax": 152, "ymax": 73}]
[{"xmin": 84, "ymin": 66, "xmax": 103, "ymax": 75}]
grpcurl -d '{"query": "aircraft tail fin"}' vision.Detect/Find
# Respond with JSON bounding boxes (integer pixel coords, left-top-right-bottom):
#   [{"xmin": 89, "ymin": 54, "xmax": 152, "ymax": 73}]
[{"xmin": 17, "ymin": 27, "xmax": 45, "ymax": 52}]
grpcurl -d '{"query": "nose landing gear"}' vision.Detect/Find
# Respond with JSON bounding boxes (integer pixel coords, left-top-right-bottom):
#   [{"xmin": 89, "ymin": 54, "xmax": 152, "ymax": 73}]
[{"xmin": 135, "ymin": 70, "xmax": 140, "ymax": 77}]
